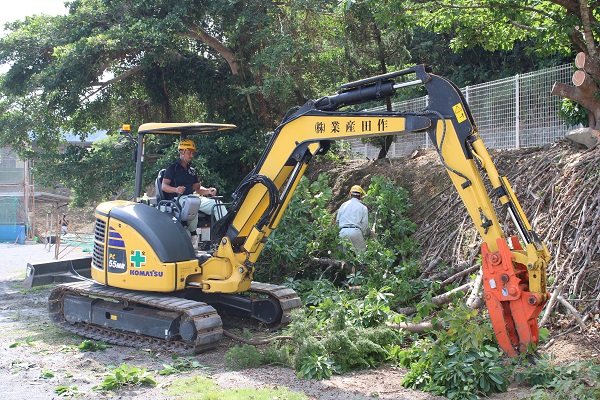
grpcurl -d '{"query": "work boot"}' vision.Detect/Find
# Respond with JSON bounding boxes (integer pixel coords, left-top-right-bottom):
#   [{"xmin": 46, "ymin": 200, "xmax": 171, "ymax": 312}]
[{"xmin": 191, "ymin": 235, "xmax": 199, "ymax": 249}]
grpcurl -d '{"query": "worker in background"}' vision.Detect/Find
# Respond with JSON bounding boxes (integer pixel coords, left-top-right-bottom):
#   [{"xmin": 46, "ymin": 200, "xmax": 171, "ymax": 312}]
[
  {"xmin": 161, "ymin": 138, "xmax": 226, "ymax": 247},
  {"xmin": 336, "ymin": 185, "xmax": 369, "ymax": 252},
  {"xmin": 61, "ymin": 214, "xmax": 69, "ymax": 235}
]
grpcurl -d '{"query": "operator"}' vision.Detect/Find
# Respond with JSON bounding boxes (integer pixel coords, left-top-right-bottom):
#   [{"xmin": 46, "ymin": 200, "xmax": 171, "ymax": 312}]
[
  {"xmin": 161, "ymin": 138, "xmax": 226, "ymax": 246},
  {"xmin": 336, "ymin": 185, "xmax": 369, "ymax": 252}
]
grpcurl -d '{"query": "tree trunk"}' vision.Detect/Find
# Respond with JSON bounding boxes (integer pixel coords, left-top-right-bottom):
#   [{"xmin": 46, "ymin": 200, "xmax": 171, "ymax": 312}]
[{"xmin": 552, "ymin": 52, "xmax": 600, "ymax": 130}]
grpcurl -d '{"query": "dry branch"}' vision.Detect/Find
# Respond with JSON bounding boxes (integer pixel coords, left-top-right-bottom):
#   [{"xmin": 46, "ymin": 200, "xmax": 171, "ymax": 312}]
[
  {"xmin": 557, "ymin": 295, "xmax": 587, "ymax": 331},
  {"xmin": 387, "ymin": 321, "xmax": 442, "ymax": 333},
  {"xmin": 539, "ymin": 284, "xmax": 563, "ymax": 328},
  {"xmin": 397, "ymin": 282, "xmax": 473, "ymax": 315}
]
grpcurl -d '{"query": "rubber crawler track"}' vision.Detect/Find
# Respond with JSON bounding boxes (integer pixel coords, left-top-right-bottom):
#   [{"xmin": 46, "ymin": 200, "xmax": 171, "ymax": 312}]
[
  {"xmin": 47, "ymin": 281, "xmax": 301, "ymax": 352},
  {"xmin": 249, "ymin": 282, "xmax": 302, "ymax": 326},
  {"xmin": 48, "ymin": 281, "xmax": 223, "ymax": 353}
]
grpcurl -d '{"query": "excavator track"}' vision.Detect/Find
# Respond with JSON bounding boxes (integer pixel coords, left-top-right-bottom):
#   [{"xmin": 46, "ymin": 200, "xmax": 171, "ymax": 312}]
[
  {"xmin": 48, "ymin": 281, "xmax": 223, "ymax": 353},
  {"xmin": 248, "ymin": 281, "xmax": 302, "ymax": 326}
]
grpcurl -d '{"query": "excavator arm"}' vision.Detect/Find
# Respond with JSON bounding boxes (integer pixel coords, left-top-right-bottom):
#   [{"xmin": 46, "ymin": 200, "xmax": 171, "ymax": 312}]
[{"xmin": 192, "ymin": 64, "xmax": 550, "ymax": 357}]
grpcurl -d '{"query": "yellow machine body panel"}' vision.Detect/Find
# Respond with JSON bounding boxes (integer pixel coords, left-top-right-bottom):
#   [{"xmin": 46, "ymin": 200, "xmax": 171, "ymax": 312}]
[{"xmin": 91, "ymin": 200, "xmax": 201, "ymax": 292}]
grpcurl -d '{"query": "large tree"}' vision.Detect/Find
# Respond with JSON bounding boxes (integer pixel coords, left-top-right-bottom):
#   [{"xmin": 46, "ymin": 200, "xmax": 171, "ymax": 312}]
[{"xmin": 0, "ymin": 0, "xmax": 346, "ymax": 201}]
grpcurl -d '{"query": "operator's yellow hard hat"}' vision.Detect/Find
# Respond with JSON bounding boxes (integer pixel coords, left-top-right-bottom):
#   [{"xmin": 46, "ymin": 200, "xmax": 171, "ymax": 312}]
[
  {"xmin": 349, "ymin": 185, "xmax": 365, "ymax": 195},
  {"xmin": 178, "ymin": 138, "xmax": 196, "ymax": 151}
]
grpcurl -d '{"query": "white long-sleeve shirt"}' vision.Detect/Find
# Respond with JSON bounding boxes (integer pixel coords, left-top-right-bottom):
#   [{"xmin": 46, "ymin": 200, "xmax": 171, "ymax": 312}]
[{"xmin": 336, "ymin": 197, "xmax": 369, "ymax": 236}]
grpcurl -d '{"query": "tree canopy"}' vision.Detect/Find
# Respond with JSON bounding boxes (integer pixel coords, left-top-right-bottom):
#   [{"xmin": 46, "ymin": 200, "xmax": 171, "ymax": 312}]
[{"xmin": 0, "ymin": 0, "xmax": 596, "ymax": 203}]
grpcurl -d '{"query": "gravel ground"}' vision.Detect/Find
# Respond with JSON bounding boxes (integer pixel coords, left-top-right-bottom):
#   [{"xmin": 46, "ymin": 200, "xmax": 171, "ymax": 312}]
[
  {"xmin": 2, "ymin": 242, "xmax": 594, "ymax": 400},
  {"xmin": 0, "ymin": 242, "xmax": 446, "ymax": 400}
]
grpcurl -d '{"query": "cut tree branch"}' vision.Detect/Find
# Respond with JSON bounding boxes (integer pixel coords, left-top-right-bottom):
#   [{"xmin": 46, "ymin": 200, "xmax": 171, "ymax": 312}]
[
  {"xmin": 557, "ymin": 295, "xmax": 587, "ymax": 331},
  {"xmin": 396, "ymin": 282, "xmax": 473, "ymax": 315},
  {"xmin": 575, "ymin": 52, "xmax": 600, "ymax": 77}
]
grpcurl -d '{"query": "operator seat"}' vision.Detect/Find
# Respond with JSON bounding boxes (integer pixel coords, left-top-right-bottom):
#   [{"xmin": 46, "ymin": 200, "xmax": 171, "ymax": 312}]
[{"xmin": 155, "ymin": 169, "xmax": 202, "ymax": 223}]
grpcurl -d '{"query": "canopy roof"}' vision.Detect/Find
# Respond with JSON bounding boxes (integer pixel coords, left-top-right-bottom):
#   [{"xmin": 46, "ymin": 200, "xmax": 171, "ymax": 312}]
[{"xmin": 136, "ymin": 123, "xmax": 236, "ymax": 136}]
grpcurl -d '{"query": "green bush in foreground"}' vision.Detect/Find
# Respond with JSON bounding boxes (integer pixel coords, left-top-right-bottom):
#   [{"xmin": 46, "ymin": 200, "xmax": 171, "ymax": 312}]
[
  {"xmin": 93, "ymin": 364, "xmax": 156, "ymax": 391},
  {"xmin": 515, "ymin": 357, "xmax": 600, "ymax": 400},
  {"xmin": 398, "ymin": 303, "xmax": 509, "ymax": 400},
  {"xmin": 225, "ymin": 344, "xmax": 289, "ymax": 370}
]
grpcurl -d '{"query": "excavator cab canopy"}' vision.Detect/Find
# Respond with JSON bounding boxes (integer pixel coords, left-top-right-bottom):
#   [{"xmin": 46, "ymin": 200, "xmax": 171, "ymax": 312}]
[
  {"xmin": 136, "ymin": 122, "xmax": 237, "ymax": 137},
  {"xmin": 128, "ymin": 123, "xmax": 237, "ymax": 199}
]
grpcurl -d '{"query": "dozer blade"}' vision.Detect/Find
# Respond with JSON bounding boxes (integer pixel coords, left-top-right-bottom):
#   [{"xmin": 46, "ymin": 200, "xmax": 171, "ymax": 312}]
[
  {"xmin": 23, "ymin": 256, "xmax": 92, "ymax": 289},
  {"xmin": 481, "ymin": 239, "xmax": 547, "ymax": 357}
]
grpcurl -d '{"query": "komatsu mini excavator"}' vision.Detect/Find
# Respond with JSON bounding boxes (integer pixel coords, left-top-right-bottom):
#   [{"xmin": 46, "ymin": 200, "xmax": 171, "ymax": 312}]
[{"xmin": 24, "ymin": 64, "xmax": 550, "ymax": 357}]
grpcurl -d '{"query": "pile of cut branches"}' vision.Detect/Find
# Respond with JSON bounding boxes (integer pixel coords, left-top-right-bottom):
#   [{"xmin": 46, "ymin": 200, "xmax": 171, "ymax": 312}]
[{"xmin": 412, "ymin": 141, "xmax": 600, "ymax": 331}]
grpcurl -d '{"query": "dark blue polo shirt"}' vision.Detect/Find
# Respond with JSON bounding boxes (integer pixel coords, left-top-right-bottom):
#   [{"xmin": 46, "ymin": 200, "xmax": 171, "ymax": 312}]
[{"xmin": 163, "ymin": 159, "xmax": 199, "ymax": 199}]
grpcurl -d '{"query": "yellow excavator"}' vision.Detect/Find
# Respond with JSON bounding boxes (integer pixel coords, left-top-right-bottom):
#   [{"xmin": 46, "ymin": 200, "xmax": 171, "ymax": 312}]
[{"xmin": 25, "ymin": 64, "xmax": 550, "ymax": 357}]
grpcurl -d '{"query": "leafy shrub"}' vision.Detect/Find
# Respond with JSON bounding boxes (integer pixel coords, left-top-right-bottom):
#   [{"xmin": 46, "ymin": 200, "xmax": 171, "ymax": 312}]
[
  {"xmin": 77, "ymin": 340, "xmax": 109, "ymax": 352},
  {"xmin": 285, "ymin": 308, "xmax": 406, "ymax": 376},
  {"xmin": 93, "ymin": 364, "xmax": 156, "ymax": 391},
  {"xmin": 54, "ymin": 383, "xmax": 79, "ymax": 396},
  {"xmin": 558, "ymin": 98, "xmax": 588, "ymax": 127},
  {"xmin": 514, "ymin": 357, "xmax": 600, "ymax": 400},
  {"xmin": 255, "ymin": 174, "xmax": 342, "ymax": 282},
  {"xmin": 297, "ymin": 354, "xmax": 340, "ymax": 380},
  {"xmin": 159, "ymin": 354, "xmax": 208, "ymax": 375},
  {"xmin": 398, "ymin": 303, "xmax": 509, "ymax": 399},
  {"xmin": 225, "ymin": 344, "xmax": 289, "ymax": 370}
]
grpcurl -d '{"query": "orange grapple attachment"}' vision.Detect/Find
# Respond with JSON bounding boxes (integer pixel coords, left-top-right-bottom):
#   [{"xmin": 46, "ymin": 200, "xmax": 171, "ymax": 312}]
[{"xmin": 481, "ymin": 238, "xmax": 549, "ymax": 357}]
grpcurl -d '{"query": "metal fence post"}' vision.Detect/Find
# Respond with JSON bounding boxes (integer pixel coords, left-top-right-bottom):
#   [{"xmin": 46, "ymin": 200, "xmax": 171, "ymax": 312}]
[{"xmin": 515, "ymin": 74, "xmax": 520, "ymax": 149}]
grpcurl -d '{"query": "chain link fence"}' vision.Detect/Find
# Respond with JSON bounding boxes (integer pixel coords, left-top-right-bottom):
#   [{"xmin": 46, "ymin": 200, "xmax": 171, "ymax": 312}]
[{"xmin": 348, "ymin": 64, "xmax": 575, "ymax": 158}]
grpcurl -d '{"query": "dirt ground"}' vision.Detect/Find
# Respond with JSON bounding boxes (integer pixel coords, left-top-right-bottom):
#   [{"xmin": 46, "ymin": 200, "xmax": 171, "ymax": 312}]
[{"xmin": 1, "ymin": 242, "xmax": 598, "ymax": 400}]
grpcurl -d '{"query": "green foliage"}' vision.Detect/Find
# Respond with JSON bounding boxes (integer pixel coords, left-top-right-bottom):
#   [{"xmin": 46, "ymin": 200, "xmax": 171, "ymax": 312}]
[
  {"xmin": 514, "ymin": 357, "xmax": 600, "ymax": 400},
  {"xmin": 256, "ymin": 174, "xmax": 341, "ymax": 282},
  {"xmin": 558, "ymin": 98, "xmax": 589, "ymax": 127},
  {"xmin": 40, "ymin": 369, "xmax": 55, "ymax": 379},
  {"xmin": 224, "ymin": 344, "xmax": 289, "ymax": 370},
  {"xmin": 159, "ymin": 354, "xmax": 208, "ymax": 376},
  {"xmin": 77, "ymin": 340, "xmax": 109, "ymax": 352},
  {"xmin": 54, "ymin": 383, "xmax": 79, "ymax": 397},
  {"xmin": 297, "ymin": 355, "xmax": 340, "ymax": 380},
  {"xmin": 93, "ymin": 364, "xmax": 156, "ymax": 391},
  {"xmin": 398, "ymin": 303, "xmax": 509, "ymax": 399},
  {"xmin": 379, "ymin": 0, "xmax": 583, "ymax": 57},
  {"xmin": 284, "ymin": 308, "xmax": 406, "ymax": 378},
  {"xmin": 257, "ymin": 173, "xmax": 423, "ymax": 302},
  {"xmin": 9, "ymin": 335, "xmax": 35, "ymax": 348}
]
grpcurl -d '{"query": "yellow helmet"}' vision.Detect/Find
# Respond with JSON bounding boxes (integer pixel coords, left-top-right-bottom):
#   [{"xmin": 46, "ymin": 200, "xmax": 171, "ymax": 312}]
[
  {"xmin": 178, "ymin": 138, "xmax": 196, "ymax": 151},
  {"xmin": 349, "ymin": 185, "xmax": 365, "ymax": 195}
]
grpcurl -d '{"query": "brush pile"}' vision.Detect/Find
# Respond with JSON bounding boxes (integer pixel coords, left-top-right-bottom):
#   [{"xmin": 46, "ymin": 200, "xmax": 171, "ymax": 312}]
[{"xmin": 412, "ymin": 141, "xmax": 600, "ymax": 335}]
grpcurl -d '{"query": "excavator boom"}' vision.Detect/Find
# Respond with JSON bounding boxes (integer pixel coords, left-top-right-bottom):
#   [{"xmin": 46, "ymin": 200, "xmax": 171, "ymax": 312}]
[{"xmin": 205, "ymin": 64, "xmax": 550, "ymax": 356}]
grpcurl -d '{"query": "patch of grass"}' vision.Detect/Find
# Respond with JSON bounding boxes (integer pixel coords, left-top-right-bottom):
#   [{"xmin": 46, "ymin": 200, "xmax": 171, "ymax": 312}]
[
  {"xmin": 93, "ymin": 364, "xmax": 156, "ymax": 391},
  {"xmin": 17, "ymin": 283, "xmax": 54, "ymax": 294},
  {"xmin": 159, "ymin": 354, "xmax": 210, "ymax": 375},
  {"xmin": 167, "ymin": 375, "xmax": 308, "ymax": 400},
  {"xmin": 77, "ymin": 340, "xmax": 109, "ymax": 352}
]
